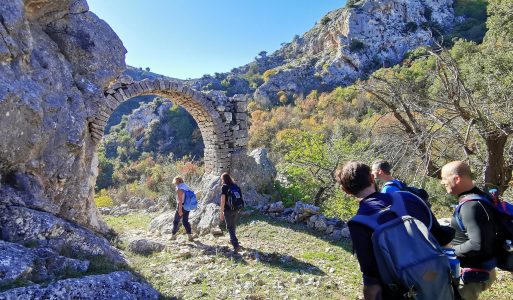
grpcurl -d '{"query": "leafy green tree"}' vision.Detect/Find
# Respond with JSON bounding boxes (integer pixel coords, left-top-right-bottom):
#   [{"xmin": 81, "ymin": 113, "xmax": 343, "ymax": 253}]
[{"xmin": 275, "ymin": 129, "xmax": 369, "ymax": 205}]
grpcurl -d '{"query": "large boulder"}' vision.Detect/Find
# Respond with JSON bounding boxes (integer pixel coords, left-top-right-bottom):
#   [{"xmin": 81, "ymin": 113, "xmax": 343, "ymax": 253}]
[
  {"xmin": 0, "ymin": 271, "xmax": 159, "ymax": 299},
  {"xmin": 0, "ymin": 203, "xmax": 125, "ymax": 266},
  {"xmin": 0, "ymin": 0, "xmax": 126, "ymax": 233},
  {"xmin": 0, "ymin": 241, "xmax": 89, "ymax": 286}
]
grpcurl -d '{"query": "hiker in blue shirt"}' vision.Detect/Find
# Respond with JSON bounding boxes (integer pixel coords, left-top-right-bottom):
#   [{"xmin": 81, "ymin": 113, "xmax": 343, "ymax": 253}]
[
  {"xmin": 371, "ymin": 160, "xmax": 403, "ymax": 193},
  {"xmin": 170, "ymin": 176, "xmax": 194, "ymax": 242},
  {"xmin": 336, "ymin": 161, "xmax": 455, "ymax": 300}
]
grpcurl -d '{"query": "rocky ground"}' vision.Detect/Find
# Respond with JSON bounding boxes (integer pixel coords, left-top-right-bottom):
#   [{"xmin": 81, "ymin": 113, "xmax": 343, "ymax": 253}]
[{"xmin": 104, "ymin": 209, "xmax": 513, "ymax": 300}]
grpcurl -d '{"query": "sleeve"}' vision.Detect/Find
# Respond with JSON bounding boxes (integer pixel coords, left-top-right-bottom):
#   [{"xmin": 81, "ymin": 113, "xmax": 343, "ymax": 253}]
[
  {"xmin": 348, "ymin": 221, "xmax": 381, "ymax": 285},
  {"xmin": 221, "ymin": 185, "xmax": 229, "ymax": 196},
  {"xmin": 454, "ymin": 201, "xmax": 495, "ymax": 257}
]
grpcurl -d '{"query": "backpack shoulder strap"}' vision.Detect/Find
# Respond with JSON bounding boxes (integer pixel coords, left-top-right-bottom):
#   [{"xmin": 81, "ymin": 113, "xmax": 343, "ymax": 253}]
[
  {"xmin": 392, "ymin": 191, "xmax": 433, "ymax": 230},
  {"xmin": 350, "ymin": 193, "xmax": 409, "ymax": 230},
  {"xmin": 455, "ymin": 193, "xmax": 490, "ymax": 231}
]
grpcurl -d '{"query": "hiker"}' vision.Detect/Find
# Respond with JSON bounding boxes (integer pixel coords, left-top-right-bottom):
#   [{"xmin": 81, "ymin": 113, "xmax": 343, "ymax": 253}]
[
  {"xmin": 219, "ymin": 172, "xmax": 244, "ymax": 253},
  {"xmin": 170, "ymin": 176, "xmax": 194, "ymax": 242},
  {"xmin": 371, "ymin": 160, "xmax": 402, "ymax": 193},
  {"xmin": 441, "ymin": 161, "xmax": 497, "ymax": 300},
  {"xmin": 337, "ymin": 161, "xmax": 455, "ymax": 300},
  {"xmin": 372, "ymin": 159, "xmax": 430, "ymax": 204}
]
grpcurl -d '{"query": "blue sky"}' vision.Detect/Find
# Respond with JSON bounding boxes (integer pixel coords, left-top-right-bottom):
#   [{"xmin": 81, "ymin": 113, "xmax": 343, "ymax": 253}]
[{"xmin": 88, "ymin": 0, "xmax": 344, "ymax": 79}]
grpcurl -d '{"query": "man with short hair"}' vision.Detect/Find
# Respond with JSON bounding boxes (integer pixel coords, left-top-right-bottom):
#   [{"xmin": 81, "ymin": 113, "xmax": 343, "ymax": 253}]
[
  {"xmin": 441, "ymin": 161, "xmax": 497, "ymax": 300},
  {"xmin": 337, "ymin": 161, "xmax": 454, "ymax": 300},
  {"xmin": 371, "ymin": 160, "xmax": 402, "ymax": 193}
]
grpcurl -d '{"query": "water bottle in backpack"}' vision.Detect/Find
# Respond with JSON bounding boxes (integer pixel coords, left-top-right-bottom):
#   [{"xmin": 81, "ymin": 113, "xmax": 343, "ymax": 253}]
[{"xmin": 443, "ymin": 248, "xmax": 461, "ymax": 281}]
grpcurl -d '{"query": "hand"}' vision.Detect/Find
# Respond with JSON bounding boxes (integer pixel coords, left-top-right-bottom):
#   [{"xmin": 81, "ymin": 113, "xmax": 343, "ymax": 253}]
[
  {"xmin": 220, "ymin": 211, "xmax": 224, "ymax": 221},
  {"xmin": 178, "ymin": 209, "xmax": 183, "ymax": 217}
]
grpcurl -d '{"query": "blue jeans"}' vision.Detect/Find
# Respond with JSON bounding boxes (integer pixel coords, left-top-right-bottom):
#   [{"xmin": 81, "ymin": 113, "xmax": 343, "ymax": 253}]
[
  {"xmin": 172, "ymin": 209, "xmax": 191, "ymax": 234},
  {"xmin": 224, "ymin": 209, "xmax": 239, "ymax": 248}
]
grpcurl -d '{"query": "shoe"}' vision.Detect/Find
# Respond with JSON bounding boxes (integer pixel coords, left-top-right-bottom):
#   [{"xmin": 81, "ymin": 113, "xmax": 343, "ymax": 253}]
[
  {"xmin": 170, "ymin": 234, "xmax": 177, "ymax": 241},
  {"xmin": 187, "ymin": 234, "xmax": 194, "ymax": 242}
]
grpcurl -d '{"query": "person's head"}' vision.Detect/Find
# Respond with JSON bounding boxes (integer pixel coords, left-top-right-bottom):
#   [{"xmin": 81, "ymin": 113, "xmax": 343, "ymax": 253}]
[
  {"xmin": 440, "ymin": 161, "xmax": 474, "ymax": 195},
  {"xmin": 173, "ymin": 176, "xmax": 184, "ymax": 186},
  {"xmin": 371, "ymin": 160, "xmax": 393, "ymax": 180},
  {"xmin": 220, "ymin": 172, "xmax": 234, "ymax": 186},
  {"xmin": 336, "ymin": 161, "xmax": 376, "ymax": 198}
]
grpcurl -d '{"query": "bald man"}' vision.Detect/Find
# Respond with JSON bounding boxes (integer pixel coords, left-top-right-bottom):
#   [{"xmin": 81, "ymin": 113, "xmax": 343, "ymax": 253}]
[{"xmin": 441, "ymin": 161, "xmax": 497, "ymax": 300}]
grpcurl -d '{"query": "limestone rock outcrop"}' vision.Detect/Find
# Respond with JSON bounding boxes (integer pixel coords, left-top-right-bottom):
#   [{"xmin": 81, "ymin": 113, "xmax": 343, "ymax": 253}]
[
  {"xmin": 0, "ymin": 0, "xmax": 126, "ymax": 232},
  {"xmin": 0, "ymin": 271, "xmax": 159, "ymax": 300},
  {"xmin": 253, "ymin": 0, "xmax": 455, "ymax": 105}
]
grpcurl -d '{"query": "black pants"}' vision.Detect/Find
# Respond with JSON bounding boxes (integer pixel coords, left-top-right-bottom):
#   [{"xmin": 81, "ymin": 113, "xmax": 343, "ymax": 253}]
[
  {"xmin": 172, "ymin": 209, "xmax": 191, "ymax": 234},
  {"xmin": 224, "ymin": 209, "xmax": 239, "ymax": 248}
]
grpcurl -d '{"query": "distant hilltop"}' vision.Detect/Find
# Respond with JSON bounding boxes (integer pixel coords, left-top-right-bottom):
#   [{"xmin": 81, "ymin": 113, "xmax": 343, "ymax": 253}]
[{"xmin": 187, "ymin": 0, "xmax": 457, "ymax": 106}]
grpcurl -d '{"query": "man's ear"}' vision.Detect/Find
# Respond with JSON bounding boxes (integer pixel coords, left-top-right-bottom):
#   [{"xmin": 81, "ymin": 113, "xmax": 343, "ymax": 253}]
[
  {"xmin": 341, "ymin": 186, "xmax": 352, "ymax": 195},
  {"xmin": 454, "ymin": 175, "xmax": 461, "ymax": 185}
]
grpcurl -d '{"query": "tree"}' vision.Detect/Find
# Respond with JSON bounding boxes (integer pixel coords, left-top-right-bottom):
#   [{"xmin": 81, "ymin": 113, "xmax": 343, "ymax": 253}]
[
  {"xmin": 360, "ymin": 0, "xmax": 513, "ymax": 191},
  {"xmin": 275, "ymin": 129, "xmax": 369, "ymax": 205}
]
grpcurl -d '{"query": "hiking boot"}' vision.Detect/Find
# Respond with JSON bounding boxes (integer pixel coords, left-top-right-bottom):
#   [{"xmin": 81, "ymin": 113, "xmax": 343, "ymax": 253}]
[
  {"xmin": 187, "ymin": 234, "xmax": 194, "ymax": 242},
  {"xmin": 170, "ymin": 234, "xmax": 177, "ymax": 241}
]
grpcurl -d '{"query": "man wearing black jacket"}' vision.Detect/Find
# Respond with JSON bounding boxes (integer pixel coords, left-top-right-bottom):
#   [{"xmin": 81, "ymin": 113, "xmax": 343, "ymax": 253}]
[{"xmin": 441, "ymin": 161, "xmax": 497, "ymax": 300}]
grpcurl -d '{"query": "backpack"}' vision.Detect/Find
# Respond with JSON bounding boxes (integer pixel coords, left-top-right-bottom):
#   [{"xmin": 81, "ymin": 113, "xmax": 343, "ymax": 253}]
[
  {"xmin": 182, "ymin": 189, "xmax": 198, "ymax": 211},
  {"xmin": 350, "ymin": 192, "xmax": 454, "ymax": 300},
  {"xmin": 226, "ymin": 184, "xmax": 244, "ymax": 211},
  {"xmin": 384, "ymin": 180, "xmax": 431, "ymax": 207},
  {"xmin": 454, "ymin": 190, "xmax": 513, "ymax": 271}
]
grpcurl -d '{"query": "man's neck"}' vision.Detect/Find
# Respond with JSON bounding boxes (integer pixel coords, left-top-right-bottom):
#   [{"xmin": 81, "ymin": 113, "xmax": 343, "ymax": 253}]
[
  {"xmin": 356, "ymin": 185, "xmax": 377, "ymax": 201},
  {"xmin": 381, "ymin": 174, "xmax": 394, "ymax": 181}
]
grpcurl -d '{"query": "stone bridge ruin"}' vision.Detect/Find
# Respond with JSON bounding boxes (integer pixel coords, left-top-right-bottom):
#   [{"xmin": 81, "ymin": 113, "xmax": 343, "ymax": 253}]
[{"xmin": 90, "ymin": 77, "xmax": 249, "ymax": 174}]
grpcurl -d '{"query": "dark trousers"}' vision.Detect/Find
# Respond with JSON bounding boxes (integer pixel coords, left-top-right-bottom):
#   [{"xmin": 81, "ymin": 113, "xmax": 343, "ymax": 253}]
[
  {"xmin": 172, "ymin": 209, "xmax": 191, "ymax": 234},
  {"xmin": 224, "ymin": 209, "xmax": 239, "ymax": 248}
]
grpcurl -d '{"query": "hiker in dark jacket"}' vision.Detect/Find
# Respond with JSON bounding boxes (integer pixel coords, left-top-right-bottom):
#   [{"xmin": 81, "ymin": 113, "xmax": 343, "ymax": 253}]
[
  {"xmin": 337, "ymin": 161, "xmax": 455, "ymax": 300},
  {"xmin": 219, "ymin": 172, "xmax": 242, "ymax": 252},
  {"xmin": 441, "ymin": 161, "xmax": 497, "ymax": 300}
]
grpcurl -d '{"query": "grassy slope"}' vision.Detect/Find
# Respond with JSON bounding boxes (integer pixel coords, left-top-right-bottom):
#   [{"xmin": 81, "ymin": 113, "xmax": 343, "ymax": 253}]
[{"xmin": 105, "ymin": 212, "xmax": 513, "ymax": 300}]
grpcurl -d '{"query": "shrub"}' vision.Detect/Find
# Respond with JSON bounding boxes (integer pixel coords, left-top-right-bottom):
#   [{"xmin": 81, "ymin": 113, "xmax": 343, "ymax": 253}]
[
  {"xmin": 262, "ymin": 69, "xmax": 278, "ymax": 82},
  {"xmin": 95, "ymin": 194, "xmax": 114, "ymax": 207},
  {"xmin": 320, "ymin": 16, "xmax": 331, "ymax": 26},
  {"xmin": 349, "ymin": 39, "xmax": 365, "ymax": 52}
]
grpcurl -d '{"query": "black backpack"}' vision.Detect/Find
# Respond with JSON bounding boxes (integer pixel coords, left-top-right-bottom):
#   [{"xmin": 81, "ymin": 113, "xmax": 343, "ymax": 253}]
[
  {"xmin": 226, "ymin": 184, "xmax": 245, "ymax": 211},
  {"xmin": 384, "ymin": 180, "xmax": 431, "ymax": 207}
]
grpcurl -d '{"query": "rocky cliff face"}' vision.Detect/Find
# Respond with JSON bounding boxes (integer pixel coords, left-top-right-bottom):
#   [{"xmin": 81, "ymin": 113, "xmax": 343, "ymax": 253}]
[
  {"xmin": 253, "ymin": 0, "xmax": 455, "ymax": 105},
  {"xmin": 192, "ymin": 0, "xmax": 455, "ymax": 106},
  {"xmin": 0, "ymin": 0, "xmax": 125, "ymax": 232}
]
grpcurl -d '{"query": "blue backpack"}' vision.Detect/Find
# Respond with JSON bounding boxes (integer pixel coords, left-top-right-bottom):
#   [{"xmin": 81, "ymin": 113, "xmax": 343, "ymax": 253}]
[
  {"xmin": 183, "ymin": 190, "xmax": 198, "ymax": 211},
  {"xmin": 454, "ymin": 189, "xmax": 513, "ymax": 271},
  {"xmin": 350, "ymin": 192, "xmax": 454, "ymax": 300}
]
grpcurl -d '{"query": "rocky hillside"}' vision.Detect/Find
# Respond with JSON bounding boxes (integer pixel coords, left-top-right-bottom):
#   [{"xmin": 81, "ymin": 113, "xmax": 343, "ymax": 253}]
[{"xmin": 191, "ymin": 0, "xmax": 458, "ymax": 106}]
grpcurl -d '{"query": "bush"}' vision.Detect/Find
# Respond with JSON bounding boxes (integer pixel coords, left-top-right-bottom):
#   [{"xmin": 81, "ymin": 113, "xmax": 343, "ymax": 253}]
[
  {"xmin": 320, "ymin": 16, "xmax": 331, "ymax": 26},
  {"xmin": 349, "ymin": 39, "xmax": 365, "ymax": 52},
  {"xmin": 95, "ymin": 191, "xmax": 114, "ymax": 207},
  {"xmin": 262, "ymin": 69, "xmax": 278, "ymax": 82}
]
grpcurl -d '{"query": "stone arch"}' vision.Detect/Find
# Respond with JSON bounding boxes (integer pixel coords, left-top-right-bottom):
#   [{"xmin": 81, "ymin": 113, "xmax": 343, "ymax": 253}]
[{"xmin": 88, "ymin": 77, "xmax": 249, "ymax": 174}]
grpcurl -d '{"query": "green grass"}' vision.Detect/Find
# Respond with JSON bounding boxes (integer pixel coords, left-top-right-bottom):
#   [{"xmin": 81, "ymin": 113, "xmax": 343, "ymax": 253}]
[
  {"xmin": 103, "ymin": 213, "xmax": 153, "ymax": 232},
  {"xmin": 103, "ymin": 211, "xmax": 513, "ymax": 299}
]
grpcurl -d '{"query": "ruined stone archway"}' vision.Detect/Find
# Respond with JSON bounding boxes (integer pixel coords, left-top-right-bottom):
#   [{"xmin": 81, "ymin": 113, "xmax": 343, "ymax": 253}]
[{"xmin": 88, "ymin": 77, "xmax": 248, "ymax": 174}]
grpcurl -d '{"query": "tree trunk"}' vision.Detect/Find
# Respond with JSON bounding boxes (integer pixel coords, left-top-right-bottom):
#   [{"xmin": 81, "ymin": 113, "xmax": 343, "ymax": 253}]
[{"xmin": 482, "ymin": 132, "xmax": 509, "ymax": 192}]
